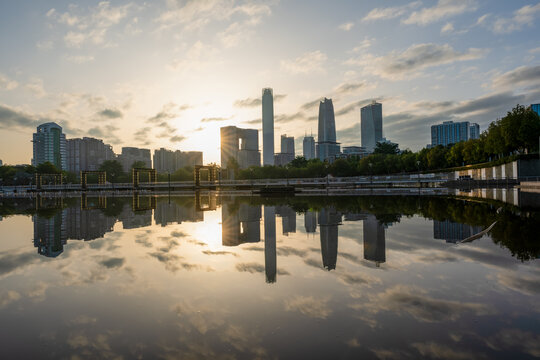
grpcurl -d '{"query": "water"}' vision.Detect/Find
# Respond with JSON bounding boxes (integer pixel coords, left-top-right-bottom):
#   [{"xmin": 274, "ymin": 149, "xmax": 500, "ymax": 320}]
[{"xmin": 0, "ymin": 194, "xmax": 539, "ymax": 359}]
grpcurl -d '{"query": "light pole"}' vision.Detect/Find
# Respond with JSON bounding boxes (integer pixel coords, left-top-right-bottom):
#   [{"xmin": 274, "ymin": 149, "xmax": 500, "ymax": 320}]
[{"xmin": 369, "ymin": 162, "xmax": 373, "ymax": 187}]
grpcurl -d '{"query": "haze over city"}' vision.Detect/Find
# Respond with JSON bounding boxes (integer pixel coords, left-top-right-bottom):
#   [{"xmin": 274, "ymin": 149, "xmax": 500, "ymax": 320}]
[{"xmin": 1, "ymin": 0, "xmax": 539, "ymax": 165}]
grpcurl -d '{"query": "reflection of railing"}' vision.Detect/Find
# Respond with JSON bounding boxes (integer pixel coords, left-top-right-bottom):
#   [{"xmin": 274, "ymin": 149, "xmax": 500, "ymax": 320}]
[
  {"xmin": 132, "ymin": 194, "xmax": 157, "ymax": 211},
  {"xmin": 81, "ymin": 194, "xmax": 107, "ymax": 210}
]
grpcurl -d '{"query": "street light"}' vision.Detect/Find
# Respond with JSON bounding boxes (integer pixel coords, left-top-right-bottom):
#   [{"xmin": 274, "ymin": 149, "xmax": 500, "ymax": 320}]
[{"xmin": 369, "ymin": 162, "xmax": 373, "ymax": 186}]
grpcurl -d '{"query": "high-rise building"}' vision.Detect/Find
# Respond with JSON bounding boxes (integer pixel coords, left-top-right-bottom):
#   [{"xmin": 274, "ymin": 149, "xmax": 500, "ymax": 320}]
[
  {"xmin": 274, "ymin": 134, "xmax": 295, "ymax": 166},
  {"xmin": 118, "ymin": 147, "xmax": 151, "ymax": 172},
  {"xmin": 176, "ymin": 150, "xmax": 203, "ymax": 169},
  {"xmin": 469, "ymin": 123, "xmax": 480, "ymax": 140},
  {"xmin": 361, "ymin": 101, "xmax": 383, "ymax": 152},
  {"xmin": 264, "ymin": 206, "xmax": 277, "ymax": 283},
  {"xmin": 32, "ymin": 122, "xmax": 67, "ymax": 170},
  {"xmin": 222, "ymin": 203, "xmax": 261, "ymax": 246},
  {"xmin": 303, "ymin": 135, "xmax": 315, "ymax": 160},
  {"xmin": 431, "ymin": 121, "xmax": 470, "ymax": 147},
  {"xmin": 66, "ymin": 137, "xmax": 115, "ymax": 173},
  {"xmin": 363, "ymin": 215, "xmax": 385, "ymax": 265},
  {"xmin": 33, "ymin": 209, "xmax": 67, "ymax": 257},
  {"xmin": 220, "ymin": 126, "xmax": 260, "ymax": 169},
  {"xmin": 531, "ymin": 103, "xmax": 540, "ymax": 117},
  {"xmin": 316, "ymin": 98, "xmax": 340, "ymax": 161},
  {"xmin": 153, "ymin": 148, "xmax": 202, "ymax": 173},
  {"xmin": 318, "ymin": 207, "xmax": 341, "ymax": 271},
  {"xmin": 304, "ymin": 210, "xmax": 317, "ymax": 233},
  {"xmin": 433, "ymin": 220, "xmax": 483, "ymax": 243},
  {"xmin": 262, "ymin": 88, "xmax": 274, "ymax": 166}
]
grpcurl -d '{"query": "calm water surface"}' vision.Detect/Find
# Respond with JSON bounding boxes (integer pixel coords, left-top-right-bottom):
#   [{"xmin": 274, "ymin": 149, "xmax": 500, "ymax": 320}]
[{"xmin": 0, "ymin": 195, "xmax": 539, "ymax": 359}]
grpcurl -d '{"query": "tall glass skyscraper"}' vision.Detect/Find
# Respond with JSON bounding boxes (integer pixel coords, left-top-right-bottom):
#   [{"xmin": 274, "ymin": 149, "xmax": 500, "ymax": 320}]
[
  {"xmin": 32, "ymin": 122, "xmax": 67, "ymax": 170},
  {"xmin": 303, "ymin": 135, "xmax": 315, "ymax": 160},
  {"xmin": 316, "ymin": 98, "xmax": 340, "ymax": 161},
  {"xmin": 431, "ymin": 121, "xmax": 472, "ymax": 146},
  {"xmin": 361, "ymin": 101, "xmax": 383, "ymax": 152},
  {"xmin": 262, "ymin": 88, "xmax": 274, "ymax": 166}
]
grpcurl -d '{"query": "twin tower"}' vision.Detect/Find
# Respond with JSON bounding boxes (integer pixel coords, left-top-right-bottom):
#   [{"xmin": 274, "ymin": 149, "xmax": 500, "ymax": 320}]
[{"xmin": 262, "ymin": 88, "xmax": 339, "ymax": 164}]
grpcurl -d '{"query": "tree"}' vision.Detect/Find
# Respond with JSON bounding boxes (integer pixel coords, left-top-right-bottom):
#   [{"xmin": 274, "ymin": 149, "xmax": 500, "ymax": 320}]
[
  {"xmin": 289, "ymin": 156, "xmax": 308, "ymax": 168},
  {"xmin": 374, "ymin": 141, "xmax": 399, "ymax": 155},
  {"xmin": 36, "ymin": 162, "xmax": 61, "ymax": 174},
  {"xmin": 131, "ymin": 160, "xmax": 147, "ymax": 169},
  {"xmin": 99, "ymin": 160, "xmax": 126, "ymax": 183}
]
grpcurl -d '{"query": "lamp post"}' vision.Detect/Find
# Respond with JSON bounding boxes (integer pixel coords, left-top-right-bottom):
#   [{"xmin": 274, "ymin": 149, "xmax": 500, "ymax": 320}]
[
  {"xmin": 369, "ymin": 162, "xmax": 373, "ymax": 187},
  {"xmin": 168, "ymin": 171, "xmax": 171, "ymax": 203}
]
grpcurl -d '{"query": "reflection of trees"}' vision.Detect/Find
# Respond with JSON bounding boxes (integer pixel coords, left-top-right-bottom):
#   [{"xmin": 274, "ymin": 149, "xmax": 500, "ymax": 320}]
[{"xmin": 490, "ymin": 211, "xmax": 540, "ymax": 261}]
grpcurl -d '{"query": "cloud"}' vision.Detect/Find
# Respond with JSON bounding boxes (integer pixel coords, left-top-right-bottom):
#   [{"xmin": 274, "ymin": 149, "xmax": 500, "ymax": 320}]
[
  {"xmin": 412, "ymin": 342, "xmax": 477, "ymax": 359},
  {"xmin": 402, "ymin": 0, "xmax": 478, "ymax": 26},
  {"xmin": 47, "ymin": 2, "xmax": 135, "ymax": 48},
  {"xmin": 347, "ymin": 43, "xmax": 487, "ymax": 79},
  {"xmin": 98, "ymin": 108, "xmax": 122, "ymax": 119},
  {"xmin": 235, "ymin": 262, "xmax": 264, "ymax": 273},
  {"xmin": 134, "ymin": 127, "xmax": 152, "ymax": 144},
  {"xmin": 99, "ymin": 257, "xmax": 125, "ymax": 269},
  {"xmin": 65, "ymin": 55, "xmax": 95, "ymax": 63},
  {"xmin": 441, "ymin": 22, "xmax": 454, "ymax": 34},
  {"xmin": 0, "ymin": 104, "xmax": 40, "ymax": 129},
  {"xmin": 491, "ymin": 65, "xmax": 540, "ymax": 89},
  {"xmin": 200, "ymin": 116, "xmax": 230, "ymax": 123},
  {"xmin": 335, "ymin": 98, "xmax": 375, "ymax": 116},
  {"xmin": 362, "ymin": 2, "xmax": 421, "ymax": 22},
  {"xmin": 284, "ymin": 296, "xmax": 332, "ymax": 319},
  {"xmin": 88, "ymin": 124, "xmax": 121, "ymax": 144},
  {"xmin": 301, "ymin": 98, "xmax": 323, "ymax": 111},
  {"xmin": 334, "ymin": 82, "xmax": 365, "ymax": 94},
  {"xmin": 0, "ymin": 74, "xmax": 18, "ymax": 90},
  {"xmin": 491, "ymin": 3, "xmax": 540, "ymax": 34},
  {"xmin": 0, "ymin": 290, "xmax": 21, "ymax": 308},
  {"xmin": 234, "ymin": 94, "xmax": 286, "ymax": 108},
  {"xmin": 281, "ymin": 50, "xmax": 327, "ymax": 74},
  {"xmin": 170, "ymin": 135, "xmax": 186, "ymax": 143},
  {"xmin": 339, "ymin": 22, "xmax": 354, "ymax": 31},
  {"xmin": 275, "ymin": 112, "xmax": 305, "ymax": 123},
  {"xmin": 26, "ymin": 78, "xmax": 46, "ymax": 97},
  {"xmin": 242, "ymin": 118, "xmax": 261, "ymax": 125}
]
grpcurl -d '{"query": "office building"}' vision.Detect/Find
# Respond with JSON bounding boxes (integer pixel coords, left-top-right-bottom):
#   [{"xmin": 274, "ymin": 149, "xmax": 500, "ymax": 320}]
[
  {"xmin": 276, "ymin": 205, "xmax": 296, "ymax": 235},
  {"xmin": 318, "ymin": 207, "xmax": 341, "ymax": 271},
  {"xmin": 361, "ymin": 101, "xmax": 383, "ymax": 152},
  {"xmin": 469, "ymin": 123, "xmax": 480, "ymax": 140},
  {"xmin": 222, "ymin": 203, "xmax": 261, "ymax": 246},
  {"xmin": 339, "ymin": 146, "xmax": 369, "ymax": 159},
  {"xmin": 66, "ymin": 137, "xmax": 115, "ymax": 173},
  {"xmin": 304, "ymin": 210, "xmax": 317, "ymax": 233},
  {"xmin": 303, "ymin": 135, "xmax": 315, "ymax": 160},
  {"xmin": 262, "ymin": 88, "xmax": 274, "ymax": 166},
  {"xmin": 118, "ymin": 147, "xmax": 152, "ymax": 172},
  {"xmin": 32, "ymin": 122, "xmax": 67, "ymax": 170},
  {"xmin": 274, "ymin": 134, "xmax": 295, "ymax": 166},
  {"xmin": 531, "ymin": 103, "xmax": 540, "ymax": 117},
  {"xmin": 220, "ymin": 126, "xmax": 260, "ymax": 169},
  {"xmin": 153, "ymin": 148, "xmax": 202, "ymax": 173},
  {"xmin": 316, "ymin": 98, "xmax": 340, "ymax": 161},
  {"xmin": 33, "ymin": 210, "xmax": 67, "ymax": 257},
  {"xmin": 177, "ymin": 151, "xmax": 203, "ymax": 169},
  {"xmin": 431, "ymin": 121, "xmax": 471, "ymax": 147}
]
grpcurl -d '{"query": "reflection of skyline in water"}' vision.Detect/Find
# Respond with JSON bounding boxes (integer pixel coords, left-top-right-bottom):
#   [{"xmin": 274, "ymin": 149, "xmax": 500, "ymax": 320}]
[{"xmin": 433, "ymin": 219, "xmax": 483, "ymax": 243}]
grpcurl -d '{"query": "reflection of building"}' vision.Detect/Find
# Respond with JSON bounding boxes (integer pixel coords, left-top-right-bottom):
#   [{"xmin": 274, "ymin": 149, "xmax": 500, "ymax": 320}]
[
  {"xmin": 433, "ymin": 220, "xmax": 483, "ymax": 243},
  {"xmin": 363, "ymin": 215, "xmax": 385, "ymax": 265},
  {"xmin": 66, "ymin": 137, "xmax": 115, "ymax": 173},
  {"xmin": 119, "ymin": 203, "xmax": 152, "ymax": 229},
  {"xmin": 66, "ymin": 207, "xmax": 116, "ymax": 241},
  {"xmin": 276, "ymin": 205, "xmax": 296, "ymax": 235},
  {"xmin": 264, "ymin": 206, "xmax": 276, "ymax": 283},
  {"xmin": 304, "ymin": 210, "xmax": 317, "ymax": 233},
  {"xmin": 262, "ymin": 88, "xmax": 274, "ymax": 166},
  {"xmin": 220, "ymin": 126, "xmax": 261, "ymax": 169},
  {"xmin": 361, "ymin": 101, "xmax": 383, "ymax": 152},
  {"xmin": 316, "ymin": 98, "xmax": 340, "ymax": 161},
  {"xmin": 222, "ymin": 203, "xmax": 261, "ymax": 246},
  {"xmin": 32, "ymin": 122, "xmax": 67, "ymax": 170},
  {"xmin": 33, "ymin": 210, "xmax": 67, "ymax": 257},
  {"xmin": 318, "ymin": 207, "xmax": 341, "ymax": 270},
  {"xmin": 154, "ymin": 200, "xmax": 203, "ymax": 226},
  {"xmin": 118, "ymin": 147, "xmax": 152, "ymax": 172}
]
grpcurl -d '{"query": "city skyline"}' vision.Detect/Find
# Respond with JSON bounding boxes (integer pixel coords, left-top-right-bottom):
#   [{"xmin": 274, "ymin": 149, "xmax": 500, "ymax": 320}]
[{"xmin": 1, "ymin": 1, "xmax": 540, "ymax": 165}]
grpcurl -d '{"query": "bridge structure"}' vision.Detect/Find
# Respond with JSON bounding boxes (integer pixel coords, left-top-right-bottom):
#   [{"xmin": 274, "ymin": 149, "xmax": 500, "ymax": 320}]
[
  {"xmin": 132, "ymin": 168, "xmax": 157, "ymax": 188},
  {"xmin": 11, "ymin": 173, "xmax": 451, "ymax": 193},
  {"xmin": 35, "ymin": 173, "xmax": 63, "ymax": 190},
  {"xmin": 194, "ymin": 165, "xmax": 219, "ymax": 187},
  {"xmin": 80, "ymin": 171, "xmax": 107, "ymax": 190}
]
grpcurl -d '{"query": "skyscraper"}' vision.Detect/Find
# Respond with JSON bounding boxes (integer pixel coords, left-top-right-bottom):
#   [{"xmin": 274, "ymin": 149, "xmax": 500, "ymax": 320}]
[
  {"xmin": 469, "ymin": 123, "xmax": 480, "ymax": 140},
  {"xmin": 262, "ymin": 88, "xmax": 274, "ymax": 166},
  {"xmin": 32, "ymin": 122, "xmax": 67, "ymax": 170},
  {"xmin": 431, "ymin": 121, "xmax": 470, "ymax": 147},
  {"xmin": 361, "ymin": 101, "xmax": 383, "ymax": 152},
  {"xmin": 316, "ymin": 98, "xmax": 340, "ymax": 161},
  {"xmin": 220, "ymin": 126, "xmax": 260, "ymax": 169},
  {"xmin": 274, "ymin": 134, "xmax": 295, "ymax": 166},
  {"xmin": 66, "ymin": 137, "xmax": 115, "ymax": 173},
  {"xmin": 303, "ymin": 135, "xmax": 315, "ymax": 160},
  {"xmin": 118, "ymin": 147, "xmax": 151, "ymax": 172}
]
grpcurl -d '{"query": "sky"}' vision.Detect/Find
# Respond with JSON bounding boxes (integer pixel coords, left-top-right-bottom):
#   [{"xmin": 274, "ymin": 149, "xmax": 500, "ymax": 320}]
[{"xmin": 0, "ymin": 0, "xmax": 539, "ymax": 166}]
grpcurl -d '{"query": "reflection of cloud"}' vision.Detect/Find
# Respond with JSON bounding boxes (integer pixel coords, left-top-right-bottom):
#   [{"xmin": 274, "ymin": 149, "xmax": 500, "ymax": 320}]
[
  {"xmin": 412, "ymin": 342, "xmax": 475, "ymax": 359},
  {"xmin": 284, "ymin": 296, "xmax": 332, "ymax": 319},
  {"xmin": 486, "ymin": 328, "xmax": 540, "ymax": 357},
  {"xmin": 276, "ymin": 246, "xmax": 308, "ymax": 257},
  {"xmin": 235, "ymin": 262, "xmax": 264, "ymax": 273},
  {"xmin": 99, "ymin": 257, "xmax": 125, "ymax": 269},
  {"xmin": 0, "ymin": 250, "xmax": 39, "ymax": 277},
  {"xmin": 496, "ymin": 271, "xmax": 540, "ymax": 296},
  {"xmin": 0, "ymin": 290, "xmax": 21, "ymax": 308},
  {"xmin": 149, "ymin": 252, "xmax": 183, "ymax": 272},
  {"xmin": 69, "ymin": 315, "xmax": 97, "ymax": 325},
  {"xmin": 363, "ymin": 285, "xmax": 495, "ymax": 323},
  {"xmin": 202, "ymin": 250, "xmax": 237, "ymax": 257}
]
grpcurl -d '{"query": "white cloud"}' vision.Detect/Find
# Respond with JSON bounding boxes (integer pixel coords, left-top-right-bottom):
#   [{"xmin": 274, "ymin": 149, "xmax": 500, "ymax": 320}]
[
  {"xmin": 65, "ymin": 55, "xmax": 95, "ymax": 64},
  {"xmin": 403, "ymin": 0, "xmax": 477, "ymax": 26},
  {"xmin": 0, "ymin": 74, "xmax": 18, "ymax": 90},
  {"xmin": 362, "ymin": 1, "xmax": 421, "ymax": 22},
  {"xmin": 441, "ymin": 22, "xmax": 454, "ymax": 34},
  {"xmin": 36, "ymin": 40, "xmax": 54, "ymax": 50},
  {"xmin": 339, "ymin": 22, "xmax": 354, "ymax": 31},
  {"xmin": 346, "ymin": 43, "xmax": 488, "ymax": 80},
  {"xmin": 25, "ymin": 78, "xmax": 46, "ymax": 98},
  {"xmin": 280, "ymin": 50, "xmax": 327, "ymax": 74},
  {"xmin": 491, "ymin": 65, "xmax": 540, "ymax": 89},
  {"xmin": 491, "ymin": 2, "xmax": 540, "ymax": 34}
]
